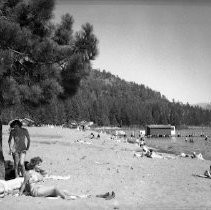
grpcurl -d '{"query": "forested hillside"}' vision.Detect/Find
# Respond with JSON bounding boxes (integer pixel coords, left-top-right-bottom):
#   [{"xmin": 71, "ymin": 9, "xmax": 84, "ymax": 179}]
[
  {"xmin": 195, "ymin": 103, "xmax": 211, "ymax": 111},
  {"xmin": 2, "ymin": 69, "xmax": 211, "ymax": 127}
]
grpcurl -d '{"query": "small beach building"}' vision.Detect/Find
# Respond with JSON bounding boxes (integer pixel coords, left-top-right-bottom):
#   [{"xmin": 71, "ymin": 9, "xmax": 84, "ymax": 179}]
[
  {"xmin": 146, "ymin": 125, "xmax": 175, "ymax": 137},
  {"xmin": 21, "ymin": 118, "xmax": 35, "ymax": 127}
]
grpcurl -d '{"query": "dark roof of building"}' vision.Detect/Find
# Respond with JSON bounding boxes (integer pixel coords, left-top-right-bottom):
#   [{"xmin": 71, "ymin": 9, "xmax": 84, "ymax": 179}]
[{"xmin": 146, "ymin": 125, "xmax": 172, "ymax": 129}]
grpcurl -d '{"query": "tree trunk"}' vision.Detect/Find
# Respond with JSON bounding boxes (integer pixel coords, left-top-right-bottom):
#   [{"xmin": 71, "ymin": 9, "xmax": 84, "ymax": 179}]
[
  {"xmin": 0, "ymin": 79, "xmax": 5, "ymax": 180},
  {"xmin": 0, "ymin": 120, "xmax": 5, "ymax": 180}
]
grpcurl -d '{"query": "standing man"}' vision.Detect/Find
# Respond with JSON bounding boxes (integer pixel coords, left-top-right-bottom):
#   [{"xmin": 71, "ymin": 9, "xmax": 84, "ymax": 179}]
[{"xmin": 8, "ymin": 119, "xmax": 30, "ymax": 177}]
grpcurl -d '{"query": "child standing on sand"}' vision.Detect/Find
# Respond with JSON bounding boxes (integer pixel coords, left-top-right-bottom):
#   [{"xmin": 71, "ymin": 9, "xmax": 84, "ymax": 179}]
[{"xmin": 8, "ymin": 119, "xmax": 31, "ymax": 177}]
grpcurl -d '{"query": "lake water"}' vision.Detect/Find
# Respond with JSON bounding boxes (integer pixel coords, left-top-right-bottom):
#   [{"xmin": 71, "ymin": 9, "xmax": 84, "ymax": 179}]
[
  {"xmin": 137, "ymin": 127, "xmax": 211, "ymax": 160},
  {"xmin": 100, "ymin": 126, "xmax": 211, "ymax": 161}
]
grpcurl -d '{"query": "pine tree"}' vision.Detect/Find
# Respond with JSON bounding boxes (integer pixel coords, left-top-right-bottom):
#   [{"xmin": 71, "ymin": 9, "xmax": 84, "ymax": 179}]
[{"xmin": 0, "ymin": 0, "xmax": 98, "ymax": 179}]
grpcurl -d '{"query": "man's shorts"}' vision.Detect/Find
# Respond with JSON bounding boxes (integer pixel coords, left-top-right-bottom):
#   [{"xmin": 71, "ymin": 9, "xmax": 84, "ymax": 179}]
[{"xmin": 12, "ymin": 151, "xmax": 27, "ymax": 162}]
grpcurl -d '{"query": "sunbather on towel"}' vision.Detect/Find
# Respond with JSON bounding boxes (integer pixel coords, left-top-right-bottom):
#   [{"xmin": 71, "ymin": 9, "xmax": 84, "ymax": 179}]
[
  {"xmin": 134, "ymin": 145, "xmax": 152, "ymax": 157},
  {"xmin": 19, "ymin": 174, "xmax": 71, "ymax": 199},
  {"xmin": 0, "ymin": 157, "xmax": 71, "ymax": 198},
  {"xmin": 204, "ymin": 165, "xmax": 211, "ymax": 178},
  {"xmin": 0, "ymin": 165, "xmax": 42, "ymax": 198},
  {"xmin": 179, "ymin": 152, "xmax": 204, "ymax": 160},
  {"xmin": 19, "ymin": 157, "xmax": 72, "ymax": 199},
  {"xmin": 0, "ymin": 158, "xmax": 46, "ymax": 198}
]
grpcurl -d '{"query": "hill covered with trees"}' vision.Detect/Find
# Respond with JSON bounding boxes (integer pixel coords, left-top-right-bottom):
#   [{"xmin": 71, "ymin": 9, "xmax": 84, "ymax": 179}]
[
  {"xmin": 2, "ymin": 69, "xmax": 211, "ymax": 127},
  {"xmin": 195, "ymin": 103, "xmax": 211, "ymax": 111}
]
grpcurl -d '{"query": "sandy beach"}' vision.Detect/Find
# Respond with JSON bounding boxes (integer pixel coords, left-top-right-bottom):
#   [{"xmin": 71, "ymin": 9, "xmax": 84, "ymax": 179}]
[{"xmin": 1, "ymin": 126, "xmax": 211, "ymax": 210}]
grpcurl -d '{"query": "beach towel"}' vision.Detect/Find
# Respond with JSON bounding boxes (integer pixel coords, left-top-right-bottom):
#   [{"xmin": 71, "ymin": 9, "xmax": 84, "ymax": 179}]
[
  {"xmin": 46, "ymin": 194, "xmax": 91, "ymax": 200},
  {"xmin": 44, "ymin": 175, "xmax": 71, "ymax": 180}
]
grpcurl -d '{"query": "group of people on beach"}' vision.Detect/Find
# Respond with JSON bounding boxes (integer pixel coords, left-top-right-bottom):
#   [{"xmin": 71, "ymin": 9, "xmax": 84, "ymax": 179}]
[
  {"xmin": 1, "ymin": 120, "xmax": 211, "ymax": 200},
  {"xmin": 185, "ymin": 135, "xmax": 209, "ymax": 143},
  {"xmin": 0, "ymin": 120, "xmax": 76, "ymax": 199},
  {"xmin": 133, "ymin": 134, "xmax": 206, "ymax": 161},
  {"xmin": 179, "ymin": 152, "xmax": 204, "ymax": 160},
  {"xmin": 133, "ymin": 137, "xmax": 159, "ymax": 158}
]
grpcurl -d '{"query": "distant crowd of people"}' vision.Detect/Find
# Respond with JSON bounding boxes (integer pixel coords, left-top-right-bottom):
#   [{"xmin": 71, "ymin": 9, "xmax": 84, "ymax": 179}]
[{"xmin": 185, "ymin": 135, "xmax": 209, "ymax": 143}]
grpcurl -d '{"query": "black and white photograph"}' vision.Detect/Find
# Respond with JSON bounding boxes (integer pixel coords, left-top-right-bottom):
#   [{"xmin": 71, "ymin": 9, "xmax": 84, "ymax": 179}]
[{"xmin": 0, "ymin": 0, "xmax": 211, "ymax": 209}]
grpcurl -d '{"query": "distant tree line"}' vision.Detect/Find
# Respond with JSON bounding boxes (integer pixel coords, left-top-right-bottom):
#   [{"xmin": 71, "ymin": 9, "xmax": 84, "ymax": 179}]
[{"xmin": 2, "ymin": 69, "xmax": 211, "ymax": 127}]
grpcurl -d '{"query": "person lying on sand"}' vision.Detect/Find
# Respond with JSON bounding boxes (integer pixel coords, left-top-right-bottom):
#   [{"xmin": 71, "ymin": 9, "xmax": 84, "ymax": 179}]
[
  {"xmin": 18, "ymin": 157, "xmax": 76, "ymax": 199},
  {"xmin": 134, "ymin": 146, "xmax": 175, "ymax": 159},
  {"xmin": 193, "ymin": 165, "xmax": 211, "ymax": 179},
  {"xmin": 19, "ymin": 170, "xmax": 81, "ymax": 199},
  {"xmin": 191, "ymin": 152, "xmax": 204, "ymax": 160},
  {"xmin": 134, "ymin": 146, "xmax": 153, "ymax": 158},
  {"xmin": 196, "ymin": 153, "xmax": 204, "ymax": 160},
  {"xmin": 179, "ymin": 152, "xmax": 204, "ymax": 160},
  {"xmin": 143, "ymin": 149, "xmax": 174, "ymax": 159},
  {"xmin": 0, "ymin": 157, "xmax": 72, "ymax": 198},
  {"xmin": 143, "ymin": 148, "xmax": 154, "ymax": 158},
  {"xmin": 19, "ymin": 174, "xmax": 71, "ymax": 199},
  {"xmin": 0, "ymin": 167, "xmax": 44, "ymax": 198},
  {"xmin": 0, "ymin": 158, "xmax": 45, "ymax": 198},
  {"xmin": 204, "ymin": 165, "xmax": 211, "ymax": 178}
]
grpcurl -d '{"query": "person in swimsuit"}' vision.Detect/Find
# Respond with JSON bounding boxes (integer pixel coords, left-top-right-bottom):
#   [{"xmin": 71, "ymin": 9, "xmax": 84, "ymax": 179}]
[
  {"xmin": 19, "ymin": 174, "xmax": 68, "ymax": 198},
  {"xmin": 8, "ymin": 119, "xmax": 31, "ymax": 177},
  {"xmin": 0, "ymin": 158, "xmax": 44, "ymax": 198},
  {"xmin": 0, "ymin": 157, "xmax": 73, "ymax": 198},
  {"xmin": 19, "ymin": 158, "xmax": 72, "ymax": 199}
]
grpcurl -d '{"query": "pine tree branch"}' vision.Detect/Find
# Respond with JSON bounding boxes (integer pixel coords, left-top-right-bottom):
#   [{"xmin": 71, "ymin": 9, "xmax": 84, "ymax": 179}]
[
  {"xmin": 8, "ymin": 48, "xmax": 25, "ymax": 55},
  {"xmin": 7, "ymin": 47, "xmax": 71, "ymax": 66}
]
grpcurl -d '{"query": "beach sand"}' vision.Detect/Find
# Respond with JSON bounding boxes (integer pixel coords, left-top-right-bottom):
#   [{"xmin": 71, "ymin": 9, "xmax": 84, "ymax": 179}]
[{"xmin": 1, "ymin": 126, "xmax": 211, "ymax": 210}]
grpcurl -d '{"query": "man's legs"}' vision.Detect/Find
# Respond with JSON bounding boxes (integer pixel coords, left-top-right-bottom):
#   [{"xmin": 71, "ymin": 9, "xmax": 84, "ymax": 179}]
[
  {"xmin": 19, "ymin": 152, "xmax": 26, "ymax": 177},
  {"xmin": 12, "ymin": 153, "xmax": 19, "ymax": 177}
]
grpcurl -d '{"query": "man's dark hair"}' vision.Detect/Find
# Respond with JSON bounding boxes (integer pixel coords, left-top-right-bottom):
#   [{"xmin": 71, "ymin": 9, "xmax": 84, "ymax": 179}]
[{"xmin": 10, "ymin": 119, "xmax": 23, "ymax": 128}]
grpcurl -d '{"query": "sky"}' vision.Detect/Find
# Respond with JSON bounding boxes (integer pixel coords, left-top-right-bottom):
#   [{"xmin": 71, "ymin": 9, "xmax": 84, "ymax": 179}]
[{"xmin": 54, "ymin": 0, "xmax": 211, "ymax": 104}]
